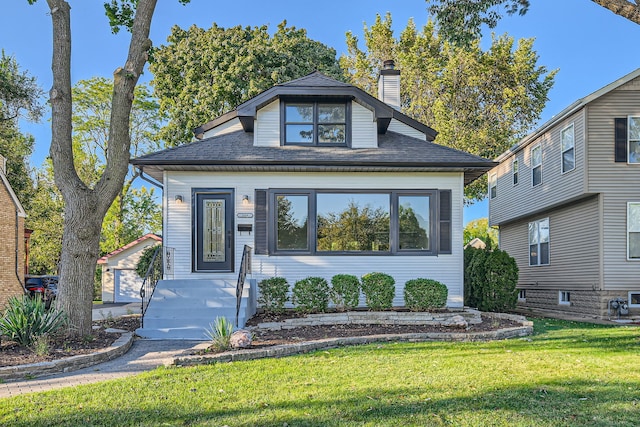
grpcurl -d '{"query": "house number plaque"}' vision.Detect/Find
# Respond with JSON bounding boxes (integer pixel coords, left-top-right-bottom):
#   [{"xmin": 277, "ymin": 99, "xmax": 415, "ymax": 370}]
[{"xmin": 237, "ymin": 213, "xmax": 253, "ymax": 218}]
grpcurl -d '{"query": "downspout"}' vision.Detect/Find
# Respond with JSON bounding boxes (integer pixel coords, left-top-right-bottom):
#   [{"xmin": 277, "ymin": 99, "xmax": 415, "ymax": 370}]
[
  {"xmin": 137, "ymin": 166, "xmax": 163, "ymax": 190},
  {"xmin": 15, "ymin": 209, "xmax": 25, "ymax": 293}
]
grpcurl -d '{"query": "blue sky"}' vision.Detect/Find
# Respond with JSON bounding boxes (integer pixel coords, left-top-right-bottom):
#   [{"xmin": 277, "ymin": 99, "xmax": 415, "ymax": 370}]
[{"xmin": 2, "ymin": 0, "xmax": 640, "ymax": 224}]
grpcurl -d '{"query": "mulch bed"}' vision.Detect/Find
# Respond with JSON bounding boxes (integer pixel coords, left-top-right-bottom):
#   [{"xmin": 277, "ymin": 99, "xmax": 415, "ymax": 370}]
[
  {"xmin": 1, "ymin": 311, "xmax": 524, "ymax": 367},
  {"xmin": 0, "ymin": 316, "xmax": 140, "ymax": 368}
]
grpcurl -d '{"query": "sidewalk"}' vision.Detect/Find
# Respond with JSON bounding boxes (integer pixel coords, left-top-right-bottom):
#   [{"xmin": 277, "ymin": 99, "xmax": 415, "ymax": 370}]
[{"xmin": 0, "ymin": 303, "xmax": 206, "ymax": 398}]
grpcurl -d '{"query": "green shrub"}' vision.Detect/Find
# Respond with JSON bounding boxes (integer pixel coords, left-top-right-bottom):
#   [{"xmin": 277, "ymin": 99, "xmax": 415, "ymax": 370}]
[
  {"xmin": 331, "ymin": 274, "xmax": 361, "ymax": 311},
  {"xmin": 0, "ymin": 295, "xmax": 66, "ymax": 347},
  {"xmin": 404, "ymin": 279, "xmax": 448, "ymax": 311},
  {"xmin": 205, "ymin": 316, "xmax": 234, "ymax": 351},
  {"xmin": 361, "ymin": 272, "xmax": 395, "ymax": 310},
  {"xmin": 257, "ymin": 277, "xmax": 289, "ymax": 314},
  {"xmin": 464, "ymin": 247, "xmax": 519, "ymax": 312},
  {"xmin": 292, "ymin": 277, "xmax": 330, "ymax": 313},
  {"xmin": 135, "ymin": 245, "xmax": 161, "ymax": 278}
]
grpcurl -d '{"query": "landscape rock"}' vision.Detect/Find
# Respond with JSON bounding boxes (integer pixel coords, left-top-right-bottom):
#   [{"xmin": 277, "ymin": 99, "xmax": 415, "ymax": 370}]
[
  {"xmin": 230, "ymin": 330, "xmax": 252, "ymax": 349},
  {"xmin": 444, "ymin": 315, "xmax": 468, "ymax": 328}
]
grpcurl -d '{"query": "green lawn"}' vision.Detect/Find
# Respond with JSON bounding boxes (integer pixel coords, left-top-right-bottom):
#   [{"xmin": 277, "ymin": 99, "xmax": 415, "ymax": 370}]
[{"xmin": 1, "ymin": 318, "xmax": 639, "ymax": 426}]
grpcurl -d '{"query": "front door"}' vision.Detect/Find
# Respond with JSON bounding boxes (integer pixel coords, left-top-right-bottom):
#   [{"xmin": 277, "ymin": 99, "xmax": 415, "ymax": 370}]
[{"xmin": 194, "ymin": 190, "xmax": 234, "ymax": 272}]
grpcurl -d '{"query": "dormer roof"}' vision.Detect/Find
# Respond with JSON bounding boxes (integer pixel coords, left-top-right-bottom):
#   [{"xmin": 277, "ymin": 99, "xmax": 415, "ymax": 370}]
[{"xmin": 193, "ymin": 71, "xmax": 438, "ymax": 141}]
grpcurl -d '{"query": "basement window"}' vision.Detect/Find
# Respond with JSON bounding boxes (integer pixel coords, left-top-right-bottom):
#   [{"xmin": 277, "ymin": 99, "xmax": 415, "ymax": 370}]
[
  {"xmin": 559, "ymin": 291, "xmax": 571, "ymax": 306},
  {"xmin": 629, "ymin": 292, "xmax": 640, "ymax": 308}
]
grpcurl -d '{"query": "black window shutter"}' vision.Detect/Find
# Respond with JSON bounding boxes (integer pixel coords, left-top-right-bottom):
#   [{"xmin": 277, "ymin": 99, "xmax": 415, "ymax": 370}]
[
  {"xmin": 615, "ymin": 118, "xmax": 627, "ymax": 163},
  {"xmin": 254, "ymin": 190, "xmax": 268, "ymax": 255},
  {"xmin": 438, "ymin": 190, "xmax": 452, "ymax": 254}
]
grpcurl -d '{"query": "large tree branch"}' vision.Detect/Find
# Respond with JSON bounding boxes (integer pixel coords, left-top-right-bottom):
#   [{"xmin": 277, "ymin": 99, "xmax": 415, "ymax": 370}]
[
  {"xmin": 95, "ymin": 0, "xmax": 157, "ymax": 214},
  {"xmin": 46, "ymin": 0, "xmax": 87, "ymax": 201},
  {"xmin": 591, "ymin": 0, "xmax": 640, "ymax": 24}
]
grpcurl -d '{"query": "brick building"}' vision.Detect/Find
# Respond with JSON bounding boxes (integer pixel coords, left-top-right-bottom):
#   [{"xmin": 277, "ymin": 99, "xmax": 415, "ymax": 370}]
[{"xmin": 0, "ymin": 154, "xmax": 27, "ymax": 309}]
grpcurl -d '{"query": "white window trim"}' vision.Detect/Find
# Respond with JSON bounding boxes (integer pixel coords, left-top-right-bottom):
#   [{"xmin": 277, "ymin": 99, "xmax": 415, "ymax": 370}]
[
  {"xmin": 558, "ymin": 291, "xmax": 571, "ymax": 306},
  {"xmin": 518, "ymin": 289, "xmax": 526, "ymax": 302},
  {"xmin": 512, "ymin": 157, "xmax": 519, "ymax": 186},
  {"xmin": 531, "ymin": 143, "xmax": 542, "ymax": 187},
  {"xmin": 628, "ymin": 116, "xmax": 640, "ymax": 165},
  {"xmin": 489, "ymin": 172, "xmax": 497, "ymax": 199},
  {"xmin": 628, "ymin": 292, "xmax": 640, "ymax": 308},
  {"xmin": 560, "ymin": 123, "xmax": 576, "ymax": 174},
  {"xmin": 529, "ymin": 217, "xmax": 550, "ymax": 266},
  {"xmin": 627, "ymin": 202, "xmax": 640, "ymax": 261}
]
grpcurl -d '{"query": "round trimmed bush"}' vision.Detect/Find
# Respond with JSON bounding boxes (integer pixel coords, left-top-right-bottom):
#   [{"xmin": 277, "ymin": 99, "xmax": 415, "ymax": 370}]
[
  {"xmin": 361, "ymin": 272, "xmax": 395, "ymax": 310},
  {"xmin": 292, "ymin": 276, "xmax": 330, "ymax": 313},
  {"xmin": 257, "ymin": 277, "xmax": 289, "ymax": 314},
  {"xmin": 404, "ymin": 278, "xmax": 448, "ymax": 311},
  {"xmin": 330, "ymin": 274, "xmax": 360, "ymax": 311}
]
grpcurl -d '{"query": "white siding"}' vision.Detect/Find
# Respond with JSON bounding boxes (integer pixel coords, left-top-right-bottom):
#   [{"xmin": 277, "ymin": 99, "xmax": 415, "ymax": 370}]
[
  {"xmin": 163, "ymin": 171, "xmax": 465, "ymax": 307},
  {"xmin": 254, "ymin": 99, "xmax": 280, "ymax": 147},
  {"xmin": 388, "ymin": 119, "xmax": 426, "ymax": 140},
  {"xmin": 351, "ymin": 101, "xmax": 377, "ymax": 148},
  {"xmin": 201, "ymin": 117, "xmax": 243, "ymax": 139}
]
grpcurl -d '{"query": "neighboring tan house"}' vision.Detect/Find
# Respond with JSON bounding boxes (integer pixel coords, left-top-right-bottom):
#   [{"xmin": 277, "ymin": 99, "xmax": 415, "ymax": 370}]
[
  {"xmin": 489, "ymin": 68, "xmax": 640, "ymax": 320},
  {"xmin": 0, "ymin": 154, "xmax": 27, "ymax": 309},
  {"xmin": 132, "ymin": 63, "xmax": 495, "ymax": 338},
  {"xmin": 98, "ymin": 233, "xmax": 162, "ymax": 303}
]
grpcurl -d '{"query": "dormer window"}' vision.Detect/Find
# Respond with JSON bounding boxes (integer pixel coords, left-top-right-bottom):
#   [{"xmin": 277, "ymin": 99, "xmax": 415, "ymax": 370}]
[{"xmin": 283, "ymin": 100, "xmax": 349, "ymax": 145}]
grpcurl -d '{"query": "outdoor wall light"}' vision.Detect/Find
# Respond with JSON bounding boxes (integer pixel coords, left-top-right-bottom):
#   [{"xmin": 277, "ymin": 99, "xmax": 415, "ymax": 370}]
[
  {"xmin": 175, "ymin": 195, "xmax": 184, "ymax": 204},
  {"xmin": 242, "ymin": 195, "xmax": 250, "ymax": 205}
]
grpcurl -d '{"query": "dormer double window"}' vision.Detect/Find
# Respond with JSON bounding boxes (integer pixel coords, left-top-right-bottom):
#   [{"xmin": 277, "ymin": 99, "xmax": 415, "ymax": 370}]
[{"xmin": 282, "ymin": 100, "xmax": 350, "ymax": 146}]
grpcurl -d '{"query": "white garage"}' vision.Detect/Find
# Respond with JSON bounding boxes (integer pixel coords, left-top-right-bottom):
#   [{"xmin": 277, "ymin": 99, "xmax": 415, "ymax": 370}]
[{"xmin": 98, "ymin": 234, "xmax": 161, "ymax": 303}]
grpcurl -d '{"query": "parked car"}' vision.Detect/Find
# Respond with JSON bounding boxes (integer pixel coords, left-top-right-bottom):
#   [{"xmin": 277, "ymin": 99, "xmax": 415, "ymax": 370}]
[{"xmin": 25, "ymin": 275, "xmax": 58, "ymax": 309}]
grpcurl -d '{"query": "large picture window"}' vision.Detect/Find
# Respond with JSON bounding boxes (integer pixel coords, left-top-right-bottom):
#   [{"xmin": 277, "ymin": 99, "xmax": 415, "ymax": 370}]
[
  {"xmin": 561, "ymin": 123, "xmax": 575, "ymax": 173},
  {"xmin": 628, "ymin": 202, "xmax": 640, "ymax": 260},
  {"xmin": 529, "ymin": 218, "xmax": 549, "ymax": 266},
  {"xmin": 283, "ymin": 101, "xmax": 348, "ymax": 145},
  {"xmin": 629, "ymin": 117, "xmax": 640, "ymax": 164},
  {"xmin": 268, "ymin": 190, "xmax": 441, "ymax": 255}
]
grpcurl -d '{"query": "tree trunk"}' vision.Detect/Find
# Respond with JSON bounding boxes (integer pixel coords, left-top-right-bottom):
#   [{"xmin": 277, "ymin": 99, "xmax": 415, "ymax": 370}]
[{"xmin": 46, "ymin": 0, "xmax": 157, "ymax": 337}]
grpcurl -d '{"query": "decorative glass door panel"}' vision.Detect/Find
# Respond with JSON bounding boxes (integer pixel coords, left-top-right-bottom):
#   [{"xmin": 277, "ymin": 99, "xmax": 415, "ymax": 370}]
[{"xmin": 195, "ymin": 191, "xmax": 233, "ymax": 271}]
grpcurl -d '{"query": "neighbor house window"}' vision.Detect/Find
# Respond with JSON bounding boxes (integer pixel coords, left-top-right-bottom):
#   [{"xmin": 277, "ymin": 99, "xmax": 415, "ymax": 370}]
[
  {"xmin": 268, "ymin": 190, "xmax": 442, "ymax": 255},
  {"xmin": 561, "ymin": 123, "xmax": 575, "ymax": 173},
  {"xmin": 529, "ymin": 218, "xmax": 549, "ymax": 266},
  {"xmin": 628, "ymin": 292, "xmax": 640, "ymax": 307},
  {"xmin": 489, "ymin": 172, "xmax": 497, "ymax": 199},
  {"xmin": 628, "ymin": 202, "xmax": 640, "ymax": 260},
  {"xmin": 283, "ymin": 101, "xmax": 348, "ymax": 145},
  {"xmin": 629, "ymin": 116, "xmax": 640, "ymax": 163},
  {"xmin": 531, "ymin": 144, "xmax": 542, "ymax": 186},
  {"xmin": 512, "ymin": 158, "xmax": 519, "ymax": 185},
  {"xmin": 559, "ymin": 291, "xmax": 570, "ymax": 305}
]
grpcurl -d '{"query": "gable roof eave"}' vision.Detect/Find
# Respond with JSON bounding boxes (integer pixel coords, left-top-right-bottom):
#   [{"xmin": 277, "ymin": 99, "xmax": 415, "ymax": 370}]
[
  {"xmin": 97, "ymin": 233, "xmax": 162, "ymax": 264},
  {"xmin": 495, "ymin": 67, "xmax": 640, "ymax": 162},
  {"xmin": 0, "ymin": 172, "xmax": 26, "ymax": 218}
]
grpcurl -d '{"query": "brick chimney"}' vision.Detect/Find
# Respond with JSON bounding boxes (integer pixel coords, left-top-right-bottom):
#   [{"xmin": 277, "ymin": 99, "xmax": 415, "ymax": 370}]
[{"xmin": 377, "ymin": 59, "xmax": 401, "ymax": 110}]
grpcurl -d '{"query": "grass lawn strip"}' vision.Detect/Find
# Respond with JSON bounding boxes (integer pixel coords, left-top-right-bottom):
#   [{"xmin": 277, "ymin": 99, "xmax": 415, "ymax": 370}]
[{"xmin": 0, "ymin": 318, "xmax": 638, "ymax": 426}]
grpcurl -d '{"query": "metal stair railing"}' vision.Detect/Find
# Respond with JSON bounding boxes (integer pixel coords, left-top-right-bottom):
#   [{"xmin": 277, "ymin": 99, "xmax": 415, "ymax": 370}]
[
  {"xmin": 139, "ymin": 245, "xmax": 163, "ymax": 328},
  {"xmin": 235, "ymin": 245, "xmax": 252, "ymax": 327}
]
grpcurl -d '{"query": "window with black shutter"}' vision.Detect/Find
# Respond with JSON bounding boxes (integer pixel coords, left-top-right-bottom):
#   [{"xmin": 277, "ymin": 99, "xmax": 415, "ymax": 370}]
[
  {"xmin": 615, "ymin": 118, "xmax": 627, "ymax": 163},
  {"xmin": 254, "ymin": 190, "xmax": 268, "ymax": 254},
  {"xmin": 438, "ymin": 190, "xmax": 452, "ymax": 254}
]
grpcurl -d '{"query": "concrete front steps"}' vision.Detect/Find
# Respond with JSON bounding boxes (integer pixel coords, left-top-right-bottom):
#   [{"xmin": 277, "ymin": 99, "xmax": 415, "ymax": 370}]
[{"xmin": 136, "ymin": 279, "xmax": 256, "ymax": 340}]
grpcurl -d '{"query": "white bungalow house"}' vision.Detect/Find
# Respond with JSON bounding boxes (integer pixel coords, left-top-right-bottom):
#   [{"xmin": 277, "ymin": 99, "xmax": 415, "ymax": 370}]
[{"xmin": 132, "ymin": 62, "xmax": 495, "ymax": 339}]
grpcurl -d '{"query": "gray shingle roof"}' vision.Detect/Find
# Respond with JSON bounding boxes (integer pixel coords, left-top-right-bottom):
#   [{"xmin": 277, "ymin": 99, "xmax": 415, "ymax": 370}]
[{"xmin": 132, "ymin": 130, "xmax": 495, "ymax": 185}]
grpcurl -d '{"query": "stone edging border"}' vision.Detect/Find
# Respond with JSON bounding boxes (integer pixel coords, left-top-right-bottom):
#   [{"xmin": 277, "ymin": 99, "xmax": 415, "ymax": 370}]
[
  {"xmin": 0, "ymin": 332, "xmax": 134, "ymax": 382},
  {"xmin": 174, "ymin": 313, "xmax": 534, "ymax": 367}
]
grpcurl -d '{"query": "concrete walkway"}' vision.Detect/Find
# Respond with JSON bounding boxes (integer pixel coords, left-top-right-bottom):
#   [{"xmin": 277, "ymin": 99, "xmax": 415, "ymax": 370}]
[{"xmin": 0, "ymin": 303, "xmax": 205, "ymax": 398}]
